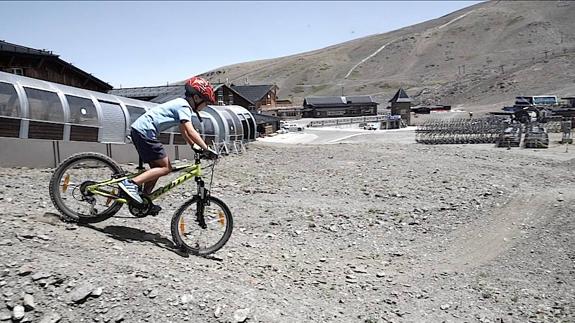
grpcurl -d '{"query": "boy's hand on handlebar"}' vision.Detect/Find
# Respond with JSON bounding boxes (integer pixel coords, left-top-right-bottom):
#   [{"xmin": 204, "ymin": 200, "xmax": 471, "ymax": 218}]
[
  {"xmin": 202, "ymin": 147, "xmax": 219, "ymax": 160},
  {"xmin": 191, "ymin": 144, "xmax": 203, "ymax": 154},
  {"xmin": 191, "ymin": 144, "xmax": 219, "ymax": 160}
]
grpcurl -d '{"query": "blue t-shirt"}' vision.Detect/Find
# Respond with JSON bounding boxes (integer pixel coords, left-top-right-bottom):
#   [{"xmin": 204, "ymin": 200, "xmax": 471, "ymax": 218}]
[{"xmin": 131, "ymin": 98, "xmax": 193, "ymax": 140}]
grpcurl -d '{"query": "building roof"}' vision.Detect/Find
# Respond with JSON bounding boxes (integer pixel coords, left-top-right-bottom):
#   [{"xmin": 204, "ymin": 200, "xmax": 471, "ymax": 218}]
[
  {"xmin": 230, "ymin": 85, "xmax": 277, "ymax": 104},
  {"xmin": 389, "ymin": 88, "xmax": 411, "ymax": 103},
  {"xmin": 346, "ymin": 96, "xmax": 378, "ymax": 104},
  {"xmin": 108, "ymin": 83, "xmax": 224, "ymax": 103},
  {"xmin": 0, "ymin": 41, "xmax": 57, "ymax": 57},
  {"xmin": 0, "ymin": 40, "xmax": 113, "ymax": 91},
  {"xmin": 108, "ymin": 85, "xmax": 183, "ymax": 99},
  {"xmin": 305, "ymin": 96, "xmax": 346, "ymax": 106},
  {"xmin": 304, "ymin": 95, "xmax": 377, "ymax": 107}
]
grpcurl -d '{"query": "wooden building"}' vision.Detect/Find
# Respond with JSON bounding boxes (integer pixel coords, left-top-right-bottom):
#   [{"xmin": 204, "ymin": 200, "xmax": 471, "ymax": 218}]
[
  {"xmin": 302, "ymin": 96, "xmax": 378, "ymax": 118},
  {"xmin": 0, "ymin": 40, "xmax": 112, "ymax": 93},
  {"xmin": 252, "ymin": 113, "xmax": 281, "ymax": 136},
  {"xmin": 561, "ymin": 97, "xmax": 575, "ymax": 109},
  {"xmin": 266, "ymin": 106, "xmax": 303, "ymax": 120},
  {"xmin": 221, "ymin": 84, "xmax": 279, "ymax": 111},
  {"xmin": 111, "ymin": 83, "xmax": 280, "ymax": 113},
  {"xmin": 388, "ymin": 88, "xmax": 412, "ymax": 125}
]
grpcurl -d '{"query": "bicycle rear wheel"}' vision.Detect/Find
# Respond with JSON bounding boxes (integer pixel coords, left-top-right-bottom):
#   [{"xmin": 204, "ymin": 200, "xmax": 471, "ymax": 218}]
[
  {"xmin": 49, "ymin": 152, "xmax": 124, "ymax": 223},
  {"xmin": 171, "ymin": 196, "xmax": 233, "ymax": 256}
]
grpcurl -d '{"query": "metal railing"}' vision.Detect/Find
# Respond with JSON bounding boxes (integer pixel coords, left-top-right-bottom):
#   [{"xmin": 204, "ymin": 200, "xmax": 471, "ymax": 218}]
[{"xmin": 416, "ymin": 116, "xmax": 507, "ymax": 145}]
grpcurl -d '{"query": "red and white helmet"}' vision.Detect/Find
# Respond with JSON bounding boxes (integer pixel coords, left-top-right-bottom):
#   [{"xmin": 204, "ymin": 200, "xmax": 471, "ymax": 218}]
[{"xmin": 184, "ymin": 76, "xmax": 216, "ymax": 104}]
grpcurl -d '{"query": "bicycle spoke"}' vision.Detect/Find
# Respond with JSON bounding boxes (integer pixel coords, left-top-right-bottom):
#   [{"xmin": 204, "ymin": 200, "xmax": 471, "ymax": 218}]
[
  {"xmin": 172, "ymin": 197, "xmax": 233, "ymax": 255},
  {"xmin": 54, "ymin": 158, "xmax": 120, "ymax": 219}
]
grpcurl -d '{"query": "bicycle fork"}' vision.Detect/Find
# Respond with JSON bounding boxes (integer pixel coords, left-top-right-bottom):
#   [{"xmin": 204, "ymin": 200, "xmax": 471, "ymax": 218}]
[{"xmin": 195, "ymin": 177, "xmax": 210, "ymax": 229}]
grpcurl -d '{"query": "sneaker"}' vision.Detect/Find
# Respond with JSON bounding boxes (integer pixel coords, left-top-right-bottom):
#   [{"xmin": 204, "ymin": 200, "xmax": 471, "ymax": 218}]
[{"xmin": 118, "ymin": 179, "xmax": 143, "ymax": 204}]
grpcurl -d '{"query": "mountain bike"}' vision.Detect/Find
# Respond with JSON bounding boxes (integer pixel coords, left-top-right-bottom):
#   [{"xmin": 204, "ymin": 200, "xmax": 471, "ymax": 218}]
[{"xmin": 48, "ymin": 148, "xmax": 233, "ymax": 256}]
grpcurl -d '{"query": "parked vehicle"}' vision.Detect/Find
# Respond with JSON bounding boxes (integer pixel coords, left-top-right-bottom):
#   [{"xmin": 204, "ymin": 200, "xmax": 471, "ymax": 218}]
[
  {"xmin": 497, "ymin": 125, "xmax": 522, "ymax": 148},
  {"xmin": 282, "ymin": 123, "xmax": 303, "ymax": 131},
  {"xmin": 360, "ymin": 122, "xmax": 377, "ymax": 130},
  {"xmin": 524, "ymin": 124, "xmax": 549, "ymax": 148}
]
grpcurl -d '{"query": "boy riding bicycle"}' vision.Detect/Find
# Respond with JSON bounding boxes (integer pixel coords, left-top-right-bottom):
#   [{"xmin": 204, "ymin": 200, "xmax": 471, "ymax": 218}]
[{"xmin": 119, "ymin": 76, "xmax": 218, "ymax": 210}]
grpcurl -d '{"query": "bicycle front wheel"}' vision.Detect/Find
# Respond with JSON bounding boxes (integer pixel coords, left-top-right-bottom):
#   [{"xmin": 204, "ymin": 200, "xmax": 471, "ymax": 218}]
[
  {"xmin": 171, "ymin": 196, "xmax": 233, "ymax": 256},
  {"xmin": 49, "ymin": 152, "xmax": 124, "ymax": 223}
]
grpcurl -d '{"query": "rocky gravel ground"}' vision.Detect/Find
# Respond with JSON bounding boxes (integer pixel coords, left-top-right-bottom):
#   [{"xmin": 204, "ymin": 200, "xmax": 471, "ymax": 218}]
[{"xmin": 0, "ymin": 135, "xmax": 574, "ymax": 322}]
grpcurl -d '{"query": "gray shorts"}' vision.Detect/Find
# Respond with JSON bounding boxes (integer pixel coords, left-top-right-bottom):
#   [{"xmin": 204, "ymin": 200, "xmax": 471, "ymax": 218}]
[{"xmin": 130, "ymin": 128, "xmax": 166, "ymax": 163}]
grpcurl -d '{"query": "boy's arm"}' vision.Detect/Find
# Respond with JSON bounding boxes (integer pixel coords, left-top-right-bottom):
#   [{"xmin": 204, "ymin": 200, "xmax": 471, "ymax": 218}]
[{"xmin": 179, "ymin": 121, "xmax": 208, "ymax": 150}]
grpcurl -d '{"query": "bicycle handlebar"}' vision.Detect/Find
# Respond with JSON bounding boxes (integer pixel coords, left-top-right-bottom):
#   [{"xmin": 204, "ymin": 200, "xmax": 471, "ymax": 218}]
[{"xmin": 191, "ymin": 145, "xmax": 219, "ymax": 161}]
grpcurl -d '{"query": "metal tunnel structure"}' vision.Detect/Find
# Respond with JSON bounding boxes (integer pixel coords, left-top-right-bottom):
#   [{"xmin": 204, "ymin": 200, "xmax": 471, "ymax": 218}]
[{"xmin": 0, "ymin": 71, "xmax": 257, "ymax": 167}]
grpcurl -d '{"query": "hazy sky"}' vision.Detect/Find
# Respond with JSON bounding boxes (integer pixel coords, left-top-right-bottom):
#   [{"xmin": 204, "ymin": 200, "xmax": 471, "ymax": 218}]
[{"xmin": 2, "ymin": 1, "xmax": 480, "ymax": 88}]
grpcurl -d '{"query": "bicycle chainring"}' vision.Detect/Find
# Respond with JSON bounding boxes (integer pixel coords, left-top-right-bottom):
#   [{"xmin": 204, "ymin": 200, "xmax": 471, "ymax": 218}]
[{"xmin": 128, "ymin": 196, "xmax": 153, "ymax": 218}]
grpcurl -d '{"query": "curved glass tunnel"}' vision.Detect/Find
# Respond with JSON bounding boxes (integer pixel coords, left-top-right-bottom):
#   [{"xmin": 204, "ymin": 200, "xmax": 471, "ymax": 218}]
[{"xmin": 0, "ymin": 71, "xmax": 256, "ymax": 167}]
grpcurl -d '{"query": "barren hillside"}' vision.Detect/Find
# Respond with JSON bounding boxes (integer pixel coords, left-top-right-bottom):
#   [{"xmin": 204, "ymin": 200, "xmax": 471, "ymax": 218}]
[{"xmin": 199, "ymin": 1, "xmax": 575, "ymax": 113}]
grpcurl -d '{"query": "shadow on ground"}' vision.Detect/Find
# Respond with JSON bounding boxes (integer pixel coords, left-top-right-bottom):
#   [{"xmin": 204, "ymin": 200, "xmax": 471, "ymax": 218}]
[
  {"xmin": 80, "ymin": 224, "xmax": 190, "ymax": 258},
  {"xmin": 79, "ymin": 224, "xmax": 225, "ymax": 261}
]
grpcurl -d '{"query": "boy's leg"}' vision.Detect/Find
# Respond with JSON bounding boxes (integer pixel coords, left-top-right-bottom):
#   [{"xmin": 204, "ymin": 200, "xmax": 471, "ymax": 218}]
[
  {"xmin": 141, "ymin": 157, "xmax": 172, "ymax": 195},
  {"xmin": 121, "ymin": 129, "xmax": 167, "ymax": 203},
  {"xmin": 132, "ymin": 156, "xmax": 171, "ymax": 191},
  {"xmin": 138, "ymin": 157, "xmax": 171, "ymax": 215}
]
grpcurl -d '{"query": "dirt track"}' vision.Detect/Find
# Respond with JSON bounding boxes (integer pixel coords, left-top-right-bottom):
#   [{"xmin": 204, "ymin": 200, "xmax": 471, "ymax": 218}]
[{"xmin": 0, "ymin": 133, "xmax": 574, "ymax": 322}]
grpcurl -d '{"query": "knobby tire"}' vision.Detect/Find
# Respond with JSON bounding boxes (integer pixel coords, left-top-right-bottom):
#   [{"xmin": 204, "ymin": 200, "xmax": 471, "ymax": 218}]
[
  {"xmin": 170, "ymin": 196, "xmax": 233, "ymax": 256},
  {"xmin": 49, "ymin": 152, "xmax": 124, "ymax": 223}
]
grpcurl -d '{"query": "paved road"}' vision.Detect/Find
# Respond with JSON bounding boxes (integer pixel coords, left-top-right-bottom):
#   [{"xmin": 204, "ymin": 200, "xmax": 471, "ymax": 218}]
[{"xmin": 258, "ymin": 126, "xmax": 417, "ymax": 145}]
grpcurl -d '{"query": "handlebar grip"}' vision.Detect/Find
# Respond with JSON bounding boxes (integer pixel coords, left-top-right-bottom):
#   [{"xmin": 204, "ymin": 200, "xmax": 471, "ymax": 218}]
[
  {"xmin": 191, "ymin": 144, "xmax": 203, "ymax": 154},
  {"xmin": 191, "ymin": 144, "xmax": 219, "ymax": 160}
]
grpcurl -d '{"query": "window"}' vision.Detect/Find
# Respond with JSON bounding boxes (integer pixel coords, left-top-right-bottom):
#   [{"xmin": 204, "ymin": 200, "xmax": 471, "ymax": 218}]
[
  {"xmin": 66, "ymin": 95, "xmax": 98, "ymax": 126},
  {"xmin": 202, "ymin": 118, "xmax": 214, "ymax": 134},
  {"xmin": 24, "ymin": 87, "xmax": 64, "ymax": 122},
  {"xmin": 217, "ymin": 90, "xmax": 223, "ymax": 105},
  {"xmin": 327, "ymin": 110, "xmax": 345, "ymax": 116},
  {"xmin": 362, "ymin": 107, "xmax": 374, "ymax": 114},
  {"xmin": 0, "ymin": 82, "xmax": 20, "ymax": 117},
  {"xmin": 191, "ymin": 115, "xmax": 202, "ymax": 132},
  {"xmin": 201, "ymin": 118, "xmax": 215, "ymax": 145},
  {"xmin": 8, "ymin": 68, "xmax": 23, "ymax": 76},
  {"xmin": 98, "ymin": 100, "xmax": 126, "ymax": 143},
  {"xmin": 228, "ymin": 93, "xmax": 234, "ymax": 105},
  {"xmin": 533, "ymin": 96, "xmax": 558, "ymax": 106},
  {"xmin": 126, "ymin": 105, "xmax": 146, "ymax": 126}
]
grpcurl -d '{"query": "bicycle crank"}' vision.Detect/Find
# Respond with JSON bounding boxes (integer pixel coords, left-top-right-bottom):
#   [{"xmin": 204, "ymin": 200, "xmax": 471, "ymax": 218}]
[{"xmin": 128, "ymin": 196, "xmax": 154, "ymax": 218}]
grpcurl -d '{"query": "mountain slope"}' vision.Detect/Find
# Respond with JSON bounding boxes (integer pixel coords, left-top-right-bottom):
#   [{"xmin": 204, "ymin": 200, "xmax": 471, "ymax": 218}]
[{"xmin": 200, "ymin": 1, "xmax": 575, "ymax": 113}]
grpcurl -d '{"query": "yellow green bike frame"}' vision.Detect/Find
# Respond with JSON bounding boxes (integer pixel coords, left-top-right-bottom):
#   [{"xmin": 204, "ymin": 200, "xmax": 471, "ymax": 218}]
[{"xmin": 85, "ymin": 162, "xmax": 203, "ymax": 204}]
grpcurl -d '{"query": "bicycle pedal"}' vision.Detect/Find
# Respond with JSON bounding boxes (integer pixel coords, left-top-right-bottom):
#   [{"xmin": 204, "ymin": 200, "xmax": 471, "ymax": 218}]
[{"xmin": 148, "ymin": 205, "xmax": 162, "ymax": 216}]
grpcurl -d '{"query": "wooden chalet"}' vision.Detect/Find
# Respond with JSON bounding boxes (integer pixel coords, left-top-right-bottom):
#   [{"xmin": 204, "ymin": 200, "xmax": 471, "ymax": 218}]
[
  {"xmin": 388, "ymin": 88, "xmax": 412, "ymax": 125},
  {"xmin": 223, "ymin": 84, "xmax": 278, "ymax": 111},
  {"xmin": 0, "ymin": 40, "xmax": 112, "ymax": 92},
  {"xmin": 302, "ymin": 95, "xmax": 378, "ymax": 118}
]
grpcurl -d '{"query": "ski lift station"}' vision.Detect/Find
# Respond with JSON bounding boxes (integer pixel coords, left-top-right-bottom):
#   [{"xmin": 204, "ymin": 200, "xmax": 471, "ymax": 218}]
[{"xmin": 0, "ymin": 71, "xmax": 257, "ymax": 168}]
